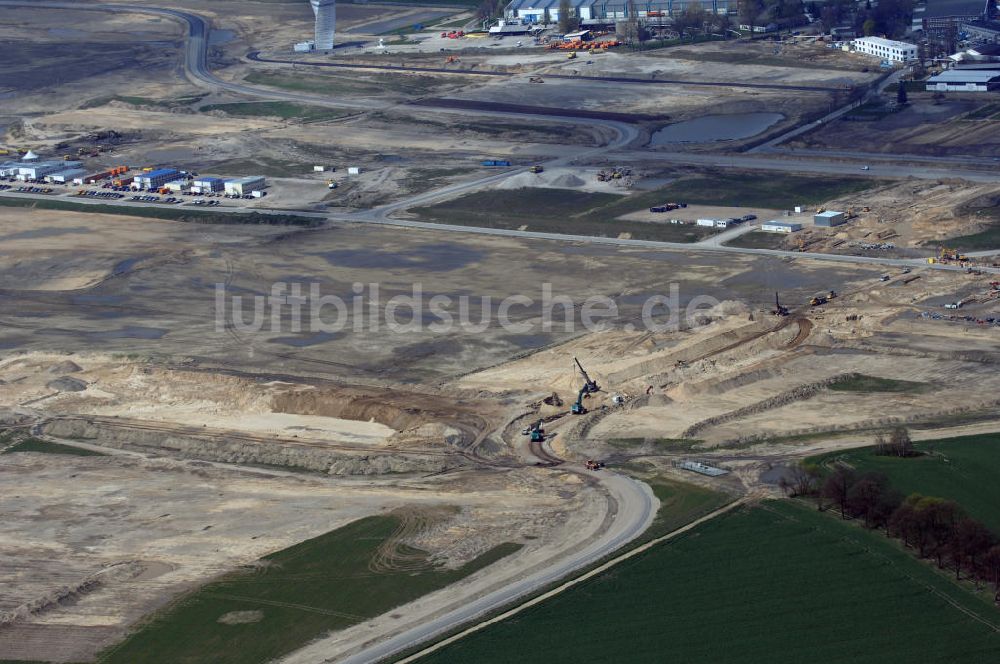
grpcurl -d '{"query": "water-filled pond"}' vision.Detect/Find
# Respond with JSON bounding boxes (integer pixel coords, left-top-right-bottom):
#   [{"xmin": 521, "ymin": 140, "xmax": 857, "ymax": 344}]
[{"xmin": 650, "ymin": 113, "xmax": 785, "ymax": 144}]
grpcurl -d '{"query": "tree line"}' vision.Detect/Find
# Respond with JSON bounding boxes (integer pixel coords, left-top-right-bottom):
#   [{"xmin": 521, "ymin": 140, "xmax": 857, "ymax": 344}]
[{"xmin": 781, "ymin": 432, "xmax": 1000, "ymax": 600}]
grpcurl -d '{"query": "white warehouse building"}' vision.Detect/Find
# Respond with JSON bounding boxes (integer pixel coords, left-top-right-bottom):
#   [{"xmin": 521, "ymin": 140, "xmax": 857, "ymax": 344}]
[
  {"xmin": 852, "ymin": 36, "xmax": 918, "ymax": 62},
  {"xmin": 224, "ymin": 176, "xmax": 266, "ymax": 196},
  {"xmin": 925, "ymin": 69, "xmax": 1000, "ymax": 91},
  {"xmin": 762, "ymin": 221, "xmax": 803, "ymax": 233},
  {"xmin": 8, "ymin": 160, "xmax": 82, "ymax": 181}
]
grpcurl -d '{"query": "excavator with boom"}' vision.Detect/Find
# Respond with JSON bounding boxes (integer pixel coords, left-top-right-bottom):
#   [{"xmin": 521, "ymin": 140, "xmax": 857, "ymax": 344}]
[
  {"xmin": 525, "ymin": 420, "xmax": 544, "ymax": 442},
  {"xmin": 771, "ymin": 292, "xmax": 789, "ymax": 317},
  {"xmin": 571, "ymin": 386, "xmax": 588, "ymax": 415},
  {"xmin": 574, "ymin": 357, "xmax": 599, "ymax": 394}
]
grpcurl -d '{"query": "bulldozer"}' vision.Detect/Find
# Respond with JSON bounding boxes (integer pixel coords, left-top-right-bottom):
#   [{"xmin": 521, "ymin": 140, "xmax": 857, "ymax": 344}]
[
  {"xmin": 523, "ymin": 420, "xmax": 544, "ymax": 442},
  {"xmin": 939, "ymin": 246, "xmax": 968, "ymax": 263}
]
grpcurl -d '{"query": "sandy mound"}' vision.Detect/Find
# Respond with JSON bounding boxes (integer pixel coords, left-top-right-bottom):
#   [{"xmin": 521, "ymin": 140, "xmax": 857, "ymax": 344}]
[
  {"xmin": 46, "ymin": 376, "xmax": 88, "ymax": 392},
  {"xmin": 551, "ymin": 173, "xmax": 584, "ymax": 187},
  {"xmin": 47, "ymin": 360, "xmax": 82, "ymax": 375}
]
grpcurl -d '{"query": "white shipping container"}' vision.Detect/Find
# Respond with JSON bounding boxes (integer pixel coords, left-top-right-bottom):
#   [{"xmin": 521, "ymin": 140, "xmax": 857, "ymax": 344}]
[
  {"xmin": 313, "ymin": 165, "xmax": 326, "ymax": 172},
  {"xmin": 696, "ymin": 218, "xmax": 716, "ymax": 227},
  {"xmin": 347, "ymin": 166, "xmax": 361, "ymax": 175}
]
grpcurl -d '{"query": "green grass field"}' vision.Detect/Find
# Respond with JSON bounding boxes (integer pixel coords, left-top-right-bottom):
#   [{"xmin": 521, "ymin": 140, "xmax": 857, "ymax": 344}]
[
  {"xmin": 810, "ymin": 433, "xmax": 1000, "ymax": 533},
  {"xmin": 410, "ymin": 187, "xmax": 717, "ymax": 243},
  {"xmin": 827, "ymin": 374, "xmax": 930, "ymax": 393},
  {"xmin": 2, "ymin": 437, "xmax": 105, "ymax": 456},
  {"xmin": 639, "ymin": 478, "xmax": 731, "ymax": 541},
  {"xmin": 645, "ymin": 173, "xmax": 879, "ymax": 209},
  {"xmin": 199, "ymin": 101, "xmax": 352, "ymax": 122},
  {"xmin": 419, "ymin": 500, "xmax": 1000, "ymax": 664},
  {"xmin": 411, "ymin": 174, "xmax": 879, "ymax": 242},
  {"xmin": 0, "ymin": 197, "xmax": 320, "ymax": 227},
  {"xmin": 946, "ymin": 222, "xmax": 1000, "ymax": 250},
  {"xmin": 99, "ymin": 514, "xmax": 520, "ymax": 664},
  {"xmin": 940, "ymin": 197, "xmax": 1000, "ymax": 249}
]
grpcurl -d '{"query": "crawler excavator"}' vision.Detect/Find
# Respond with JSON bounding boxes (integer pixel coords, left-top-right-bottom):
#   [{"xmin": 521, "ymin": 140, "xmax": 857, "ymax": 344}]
[
  {"xmin": 771, "ymin": 292, "xmax": 789, "ymax": 317},
  {"xmin": 571, "ymin": 386, "xmax": 588, "ymax": 415},
  {"xmin": 574, "ymin": 357, "xmax": 599, "ymax": 394}
]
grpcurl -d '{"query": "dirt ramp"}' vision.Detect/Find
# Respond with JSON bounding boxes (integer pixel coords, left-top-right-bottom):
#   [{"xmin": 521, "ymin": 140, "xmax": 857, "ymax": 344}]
[
  {"xmin": 41, "ymin": 418, "xmax": 465, "ymax": 476},
  {"xmin": 272, "ymin": 388, "xmax": 428, "ymax": 431},
  {"xmin": 270, "ymin": 386, "xmax": 490, "ymax": 448}
]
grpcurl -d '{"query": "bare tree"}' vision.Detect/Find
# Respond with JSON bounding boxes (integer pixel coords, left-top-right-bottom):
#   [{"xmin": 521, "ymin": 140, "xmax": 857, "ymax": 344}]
[
  {"xmin": 874, "ymin": 431, "xmax": 889, "ymax": 456},
  {"xmin": 889, "ymin": 426, "xmax": 913, "ymax": 458},
  {"xmin": 822, "ymin": 467, "xmax": 856, "ymax": 519},
  {"xmin": 889, "ymin": 498, "xmax": 919, "ymax": 548},
  {"xmin": 847, "ymin": 472, "xmax": 888, "ymax": 528},
  {"xmin": 872, "ymin": 487, "xmax": 903, "ymax": 533},
  {"xmin": 790, "ymin": 461, "xmax": 821, "ymax": 499},
  {"xmin": 922, "ymin": 499, "xmax": 963, "ymax": 568},
  {"xmin": 951, "ymin": 518, "xmax": 994, "ymax": 581},
  {"xmin": 983, "ymin": 545, "xmax": 1000, "ymax": 602}
]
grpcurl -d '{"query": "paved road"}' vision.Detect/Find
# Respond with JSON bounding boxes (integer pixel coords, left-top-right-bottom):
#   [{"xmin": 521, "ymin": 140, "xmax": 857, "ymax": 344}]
[
  {"xmin": 599, "ymin": 150, "xmax": 1000, "ymax": 183},
  {"xmin": 696, "ymin": 221, "xmax": 759, "ymax": 247},
  {"xmin": 326, "ymin": 212, "xmax": 1000, "ymax": 274},
  {"xmin": 327, "ymin": 471, "xmax": 656, "ymax": 664}
]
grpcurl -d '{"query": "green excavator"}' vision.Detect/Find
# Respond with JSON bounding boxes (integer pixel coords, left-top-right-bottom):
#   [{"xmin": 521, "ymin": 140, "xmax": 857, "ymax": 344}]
[
  {"xmin": 571, "ymin": 386, "xmax": 588, "ymax": 415},
  {"xmin": 529, "ymin": 420, "xmax": 544, "ymax": 442}
]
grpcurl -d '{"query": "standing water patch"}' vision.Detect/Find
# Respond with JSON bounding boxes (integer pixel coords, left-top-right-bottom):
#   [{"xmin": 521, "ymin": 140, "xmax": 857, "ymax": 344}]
[{"xmin": 650, "ymin": 113, "xmax": 785, "ymax": 144}]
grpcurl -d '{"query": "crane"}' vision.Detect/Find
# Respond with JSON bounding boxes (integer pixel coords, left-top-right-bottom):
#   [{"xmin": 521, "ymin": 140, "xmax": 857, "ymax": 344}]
[{"xmin": 574, "ymin": 357, "xmax": 599, "ymax": 394}]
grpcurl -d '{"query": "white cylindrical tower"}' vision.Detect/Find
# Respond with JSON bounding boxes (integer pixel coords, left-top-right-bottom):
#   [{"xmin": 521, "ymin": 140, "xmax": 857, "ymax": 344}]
[{"xmin": 311, "ymin": 0, "xmax": 336, "ymax": 50}]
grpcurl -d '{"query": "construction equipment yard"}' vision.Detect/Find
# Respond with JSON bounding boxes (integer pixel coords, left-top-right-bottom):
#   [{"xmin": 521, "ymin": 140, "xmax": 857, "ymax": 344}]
[{"xmin": 3, "ymin": 1, "xmax": 1000, "ymax": 663}]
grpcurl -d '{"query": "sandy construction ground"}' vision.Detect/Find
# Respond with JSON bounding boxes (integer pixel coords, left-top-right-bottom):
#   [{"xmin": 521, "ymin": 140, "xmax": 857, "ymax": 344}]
[
  {"xmin": 0, "ymin": 207, "xmax": 278, "ymax": 291},
  {"xmin": 0, "ymin": 451, "xmax": 598, "ymax": 662}
]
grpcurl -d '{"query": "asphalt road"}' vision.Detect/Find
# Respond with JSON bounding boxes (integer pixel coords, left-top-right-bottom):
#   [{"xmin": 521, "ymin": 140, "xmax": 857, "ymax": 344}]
[
  {"xmin": 327, "ymin": 212, "xmax": 1000, "ymax": 274},
  {"xmin": 330, "ymin": 471, "xmax": 657, "ymax": 664}
]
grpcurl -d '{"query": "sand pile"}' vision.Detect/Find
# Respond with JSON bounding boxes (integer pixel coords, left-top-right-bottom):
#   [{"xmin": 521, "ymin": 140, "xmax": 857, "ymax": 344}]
[
  {"xmin": 551, "ymin": 173, "xmax": 584, "ymax": 187},
  {"xmin": 46, "ymin": 376, "xmax": 88, "ymax": 392}
]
